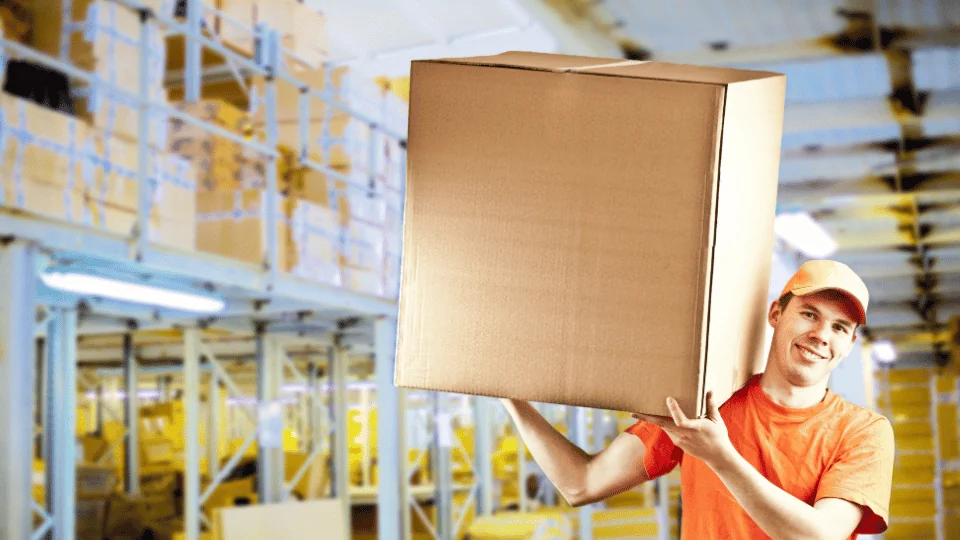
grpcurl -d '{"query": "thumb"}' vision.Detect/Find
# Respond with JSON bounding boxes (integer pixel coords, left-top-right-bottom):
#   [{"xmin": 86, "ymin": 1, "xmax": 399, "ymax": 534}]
[{"xmin": 706, "ymin": 391, "xmax": 722, "ymax": 421}]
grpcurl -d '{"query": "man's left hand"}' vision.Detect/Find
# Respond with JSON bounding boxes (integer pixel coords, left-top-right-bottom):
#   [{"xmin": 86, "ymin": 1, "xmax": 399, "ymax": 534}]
[{"xmin": 632, "ymin": 391, "xmax": 734, "ymax": 468}]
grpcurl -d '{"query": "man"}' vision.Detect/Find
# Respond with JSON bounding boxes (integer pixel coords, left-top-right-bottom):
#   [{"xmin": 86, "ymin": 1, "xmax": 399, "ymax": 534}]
[{"xmin": 501, "ymin": 260, "xmax": 895, "ymax": 539}]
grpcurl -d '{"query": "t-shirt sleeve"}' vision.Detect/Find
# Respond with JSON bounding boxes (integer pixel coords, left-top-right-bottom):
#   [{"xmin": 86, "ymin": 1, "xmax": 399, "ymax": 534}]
[
  {"xmin": 625, "ymin": 420, "xmax": 683, "ymax": 479},
  {"xmin": 815, "ymin": 415, "xmax": 895, "ymax": 534}
]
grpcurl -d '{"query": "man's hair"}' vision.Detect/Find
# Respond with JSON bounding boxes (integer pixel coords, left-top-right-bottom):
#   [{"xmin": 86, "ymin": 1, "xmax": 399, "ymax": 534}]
[{"xmin": 778, "ymin": 292, "xmax": 794, "ymax": 312}]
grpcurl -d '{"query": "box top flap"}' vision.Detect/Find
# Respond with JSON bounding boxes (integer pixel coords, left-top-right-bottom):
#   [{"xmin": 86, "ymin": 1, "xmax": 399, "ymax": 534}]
[{"xmin": 417, "ymin": 51, "xmax": 784, "ymax": 84}]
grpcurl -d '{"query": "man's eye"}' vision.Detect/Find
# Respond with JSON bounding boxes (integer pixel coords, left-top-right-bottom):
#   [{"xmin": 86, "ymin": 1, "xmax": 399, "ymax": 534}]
[{"xmin": 834, "ymin": 325, "xmax": 848, "ymax": 334}]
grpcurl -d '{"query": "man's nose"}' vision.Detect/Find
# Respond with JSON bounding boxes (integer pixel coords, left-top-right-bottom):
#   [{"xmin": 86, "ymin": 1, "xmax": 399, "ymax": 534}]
[{"xmin": 809, "ymin": 324, "xmax": 829, "ymax": 344}]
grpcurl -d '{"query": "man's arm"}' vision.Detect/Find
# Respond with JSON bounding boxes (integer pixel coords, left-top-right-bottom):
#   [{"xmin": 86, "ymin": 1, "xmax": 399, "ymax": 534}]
[
  {"xmin": 709, "ymin": 447, "xmax": 862, "ymax": 540},
  {"xmin": 501, "ymin": 398, "xmax": 649, "ymax": 506},
  {"xmin": 635, "ymin": 392, "xmax": 862, "ymax": 540}
]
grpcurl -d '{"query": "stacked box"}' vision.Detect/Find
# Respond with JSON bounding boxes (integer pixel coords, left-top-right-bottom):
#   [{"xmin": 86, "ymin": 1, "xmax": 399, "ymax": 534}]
[
  {"xmin": 196, "ymin": 189, "xmax": 291, "ymax": 270},
  {"xmin": 288, "ymin": 198, "xmax": 341, "ymax": 286},
  {"xmin": 0, "ymin": 93, "xmax": 89, "ymax": 223},
  {"xmin": 47, "ymin": 0, "xmax": 170, "ymax": 148},
  {"xmin": 217, "ymin": 0, "xmax": 329, "ymax": 70},
  {"xmin": 80, "ymin": 127, "xmax": 198, "ymax": 249},
  {"xmin": 169, "ymin": 100, "xmax": 248, "ymax": 191},
  {"xmin": 76, "ymin": 497, "xmax": 109, "ymax": 540},
  {"xmin": 149, "ymin": 153, "xmax": 199, "ymax": 250},
  {"xmin": 196, "ymin": 189, "xmax": 341, "ymax": 282},
  {"xmin": 0, "ymin": 0, "xmax": 33, "ymax": 44}
]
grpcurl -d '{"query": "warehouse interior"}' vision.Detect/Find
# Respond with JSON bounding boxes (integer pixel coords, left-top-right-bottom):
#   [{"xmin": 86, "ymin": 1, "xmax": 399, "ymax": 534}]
[{"xmin": 0, "ymin": 0, "xmax": 959, "ymax": 539}]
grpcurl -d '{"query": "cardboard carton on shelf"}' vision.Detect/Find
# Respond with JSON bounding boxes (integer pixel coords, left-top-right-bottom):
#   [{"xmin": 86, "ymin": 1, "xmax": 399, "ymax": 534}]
[
  {"xmin": 217, "ymin": 0, "xmax": 330, "ymax": 70},
  {"xmin": 394, "ymin": 52, "xmax": 786, "ymax": 418},
  {"xmin": 288, "ymin": 198, "xmax": 341, "ymax": 286},
  {"xmin": 195, "ymin": 189, "xmax": 291, "ymax": 269}
]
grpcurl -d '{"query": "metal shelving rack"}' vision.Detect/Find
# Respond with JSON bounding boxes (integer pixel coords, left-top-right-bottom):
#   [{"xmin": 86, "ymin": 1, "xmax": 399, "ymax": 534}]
[{"xmin": 0, "ymin": 0, "xmax": 411, "ymax": 539}]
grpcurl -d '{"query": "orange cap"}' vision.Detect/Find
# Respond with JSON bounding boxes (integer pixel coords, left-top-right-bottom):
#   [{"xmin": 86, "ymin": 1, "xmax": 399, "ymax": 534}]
[{"xmin": 779, "ymin": 260, "xmax": 869, "ymax": 325}]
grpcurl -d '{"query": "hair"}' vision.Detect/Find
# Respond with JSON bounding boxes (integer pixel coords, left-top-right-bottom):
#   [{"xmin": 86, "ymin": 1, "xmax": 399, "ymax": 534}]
[{"xmin": 778, "ymin": 292, "xmax": 794, "ymax": 312}]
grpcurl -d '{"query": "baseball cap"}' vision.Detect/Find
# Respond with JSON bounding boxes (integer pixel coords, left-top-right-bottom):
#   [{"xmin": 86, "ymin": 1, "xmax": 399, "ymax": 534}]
[{"xmin": 779, "ymin": 260, "xmax": 869, "ymax": 325}]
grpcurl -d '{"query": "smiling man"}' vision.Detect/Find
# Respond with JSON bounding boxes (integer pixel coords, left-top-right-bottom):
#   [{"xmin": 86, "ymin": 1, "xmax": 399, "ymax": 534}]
[{"xmin": 501, "ymin": 260, "xmax": 895, "ymax": 539}]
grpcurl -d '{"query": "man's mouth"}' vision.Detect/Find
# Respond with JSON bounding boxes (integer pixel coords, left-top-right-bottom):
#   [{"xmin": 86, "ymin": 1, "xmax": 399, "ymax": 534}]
[{"xmin": 796, "ymin": 344, "xmax": 827, "ymax": 362}]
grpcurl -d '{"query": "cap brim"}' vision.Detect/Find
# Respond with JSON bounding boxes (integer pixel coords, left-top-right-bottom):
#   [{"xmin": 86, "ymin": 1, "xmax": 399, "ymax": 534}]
[{"xmin": 791, "ymin": 286, "xmax": 867, "ymax": 325}]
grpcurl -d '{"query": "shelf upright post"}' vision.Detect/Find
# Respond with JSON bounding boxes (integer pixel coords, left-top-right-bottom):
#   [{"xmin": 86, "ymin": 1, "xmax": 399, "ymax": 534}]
[
  {"xmin": 135, "ymin": 7, "xmax": 154, "ymax": 261},
  {"xmin": 432, "ymin": 392, "xmax": 453, "ymax": 540},
  {"xmin": 0, "ymin": 242, "xmax": 38, "ymax": 540},
  {"xmin": 473, "ymin": 396, "xmax": 495, "ymax": 516},
  {"xmin": 46, "ymin": 305, "xmax": 78, "ymax": 540},
  {"xmin": 331, "ymin": 340, "xmax": 351, "ymax": 537},
  {"xmin": 375, "ymin": 317, "xmax": 404, "ymax": 540},
  {"xmin": 574, "ymin": 408, "xmax": 593, "ymax": 540},
  {"xmin": 257, "ymin": 27, "xmax": 281, "ymax": 288},
  {"xmin": 183, "ymin": 327, "xmax": 202, "ymax": 540},
  {"xmin": 124, "ymin": 331, "xmax": 140, "ymax": 494},
  {"xmin": 185, "ymin": 0, "xmax": 202, "ymax": 103},
  {"xmin": 208, "ymin": 362, "xmax": 220, "ymax": 479}
]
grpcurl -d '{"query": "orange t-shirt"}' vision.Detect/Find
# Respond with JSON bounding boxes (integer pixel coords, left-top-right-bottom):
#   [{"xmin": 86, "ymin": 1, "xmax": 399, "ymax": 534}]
[{"xmin": 626, "ymin": 373, "xmax": 895, "ymax": 540}]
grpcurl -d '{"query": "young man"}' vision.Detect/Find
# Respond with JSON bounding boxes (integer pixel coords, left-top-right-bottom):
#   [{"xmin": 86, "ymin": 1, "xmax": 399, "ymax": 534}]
[{"xmin": 501, "ymin": 260, "xmax": 895, "ymax": 539}]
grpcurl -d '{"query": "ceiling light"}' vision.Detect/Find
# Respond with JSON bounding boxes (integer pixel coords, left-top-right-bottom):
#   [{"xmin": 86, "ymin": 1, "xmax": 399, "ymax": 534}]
[
  {"xmin": 774, "ymin": 212, "xmax": 838, "ymax": 258},
  {"xmin": 872, "ymin": 340, "xmax": 897, "ymax": 364},
  {"xmin": 41, "ymin": 272, "xmax": 225, "ymax": 314}
]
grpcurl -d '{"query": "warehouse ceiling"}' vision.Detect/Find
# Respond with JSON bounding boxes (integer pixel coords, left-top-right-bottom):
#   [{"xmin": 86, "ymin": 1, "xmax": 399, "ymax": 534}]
[
  {"xmin": 300, "ymin": 0, "xmax": 960, "ymax": 368},
  {"xmin": 534, "ymin": 0, "xmax": 960, "ymax": 368}
]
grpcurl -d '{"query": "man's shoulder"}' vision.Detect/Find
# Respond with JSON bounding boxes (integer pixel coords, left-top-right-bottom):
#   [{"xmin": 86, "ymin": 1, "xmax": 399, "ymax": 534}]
[{"xmin": 829, "ymin": 394, "xmax": 894, "ymax": 440}]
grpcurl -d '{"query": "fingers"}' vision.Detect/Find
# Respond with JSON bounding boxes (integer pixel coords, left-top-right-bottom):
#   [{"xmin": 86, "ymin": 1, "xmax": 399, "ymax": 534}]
[
  {"xmin": 666, "ymin": 397, "xmax": 693, "ymax": 429},
  {"xmin": 705, "ymin": 390, "xmax": 721, "ymax": 421},
  {"xmin": 631, "ymin": 413, "xmax": 672, "ymax": 429}
]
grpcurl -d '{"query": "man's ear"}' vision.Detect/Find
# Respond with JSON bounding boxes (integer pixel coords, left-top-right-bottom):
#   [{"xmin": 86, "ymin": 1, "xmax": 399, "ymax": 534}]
[{"xmin": 768, "ymin": 300, "xmax": 782, "ymax": 327}]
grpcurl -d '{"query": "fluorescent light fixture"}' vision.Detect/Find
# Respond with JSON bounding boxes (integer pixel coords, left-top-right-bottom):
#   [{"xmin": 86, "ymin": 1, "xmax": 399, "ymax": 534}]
[
  {"xmin": 41, "ymin": 271, "xmax": 225, "ymax": 314},
  {"xmin": 774, "ymin": 212, "xmax": 838, "ymax": 258},
  {"xmin": 872, "ymin": 340, "xmax": 897, "ymax": 364}
]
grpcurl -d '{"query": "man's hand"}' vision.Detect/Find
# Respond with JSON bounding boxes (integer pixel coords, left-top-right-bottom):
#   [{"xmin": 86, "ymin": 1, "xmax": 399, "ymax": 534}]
[{"xmin": 632, "ymin": 391, "xmax": 734, "ymax": 468}]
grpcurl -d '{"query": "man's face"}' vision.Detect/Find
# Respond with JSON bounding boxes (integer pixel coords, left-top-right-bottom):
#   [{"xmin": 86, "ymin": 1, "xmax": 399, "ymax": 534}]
[{"xmin": 767, "ymin": 289, "xmax": 860, "ymax": 388}]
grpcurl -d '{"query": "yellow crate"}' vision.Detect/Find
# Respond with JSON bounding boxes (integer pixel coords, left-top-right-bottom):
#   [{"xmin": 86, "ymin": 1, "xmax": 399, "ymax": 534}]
[
  {"xmin": 887, "ymin": 387, "xmax": 932, "ymax": 406},
  {"xmin": 885, "ymin": 520, "xmax": 936, "ymax": 539},
  {"xmin": 896, "ymin": 436, "xmax": 935, "ymax": 451},
  {"xmin": 887, "ymin": 404, "xmax": 931, "ymax": 420},
  {"xmin": 892, "ymin": 420, "xmax": 933, "ymax": 439},
  {"xmin": 891, "ymin": 486, "xmax": 936, "ymax": 503},
  {"xmin": 889, "ymin": 499, "xmax": 937, "ymax": 518},
  {"xmin": 886, "ymin": 368, "xmax": 933, "ymax": 385},
  {"xmin": 593, "ymin": 508, "xmax": 659, "ymax": 538},
  {"xmin": 895, "ymin": 453, "xmax": 936, "ymax": 470},
  {"xmin": 939, "ymin": 404, "xmax": 959, "ymax": 460},
  {"xmin": 893, "ymin": 468, "xmax": 935, "ymax": 484},
  {"xmin": 936, "ymin": 374, "xmax": 957, "ymax": 393}
]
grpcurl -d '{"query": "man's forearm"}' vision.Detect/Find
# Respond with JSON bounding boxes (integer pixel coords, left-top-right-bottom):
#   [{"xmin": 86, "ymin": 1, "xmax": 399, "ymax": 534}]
[
  {"xmin": 500, "ymin": 399, "xmax": 591, "ymax": 502},
  {"xmin": 709, "ymin": 448, "xmax": 831, "ymax": 540}
]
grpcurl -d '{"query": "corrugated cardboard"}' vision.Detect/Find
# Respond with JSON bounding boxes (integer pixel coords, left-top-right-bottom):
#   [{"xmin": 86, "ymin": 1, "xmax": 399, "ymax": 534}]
[
  {"xmin": 395, "ymin": 52, "xmax": 785, "ymax": 417},
  {"xmin": 216, "ymin": 499, "xmax": 347, "ymax": 540}
]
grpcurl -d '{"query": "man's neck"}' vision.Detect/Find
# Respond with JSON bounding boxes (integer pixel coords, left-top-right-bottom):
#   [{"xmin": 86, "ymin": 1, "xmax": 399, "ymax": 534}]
[{"xmin": 758, "ymin": 370, "xmax": 829, "ymax": 409}]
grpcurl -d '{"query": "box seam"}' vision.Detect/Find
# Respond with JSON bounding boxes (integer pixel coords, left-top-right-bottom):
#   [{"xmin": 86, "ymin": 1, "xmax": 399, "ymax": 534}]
[{"xmin": 699, "ymin": 86, "xmax": 729, "ymax": 418}]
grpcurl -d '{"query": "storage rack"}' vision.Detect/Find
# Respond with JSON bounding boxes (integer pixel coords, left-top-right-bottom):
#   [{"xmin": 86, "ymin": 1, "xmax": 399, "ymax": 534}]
[
  {"xmin": 0, "ymin": 3, "xmax": 685, "ymax": 540},
  {"xmin": 875, "ymin": 366, "xmax": 960, "ymax": 540},
  {"xmin": 0, "ymin": 0, "xmax": 415, "ymax": 539}
]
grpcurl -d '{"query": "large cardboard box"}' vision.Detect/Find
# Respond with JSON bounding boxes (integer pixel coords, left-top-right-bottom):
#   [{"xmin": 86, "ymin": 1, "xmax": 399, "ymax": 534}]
[{"xmin": 394, "ymin": 52, "xmax": 786, "ymax": 417}]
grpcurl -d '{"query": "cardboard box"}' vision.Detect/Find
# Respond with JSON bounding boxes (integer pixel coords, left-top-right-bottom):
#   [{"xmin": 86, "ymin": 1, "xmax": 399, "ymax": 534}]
[
  {"xmin": 394, "ymin": 52, "xmax": 786, "ymax": 417},
  {"xmin": 45, "ymin": 0, "xmax": 171, "ymax": 148},
  {"xmin": 196, "ymin": 190, "xmax": 290, "ymax": 269},
  {"xmin": 288, "ymin": 199, "xmax": 341, "ymax": 286},
  {"xmin": 286, "ymin": 166, "xmax": 331, "ymax": 208},
  {"xmin": 76, "ymin": 497, "xmax": 109, "ymax": 540},
  {"xmin": 215, "ymin": 499, "xmax": 347, "ymax": 540},
  {"xmin": 218, "ymin": 0, "xmax": 329, "ymax": 70}
]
